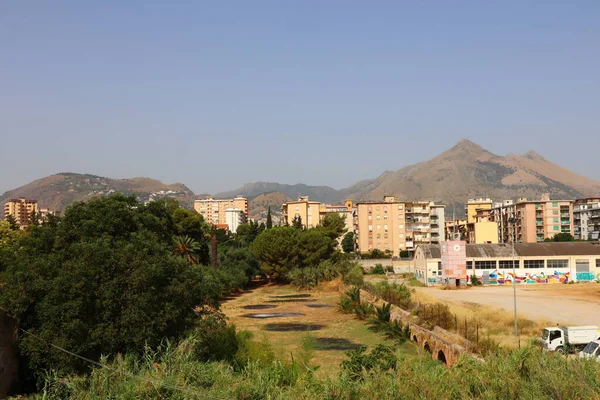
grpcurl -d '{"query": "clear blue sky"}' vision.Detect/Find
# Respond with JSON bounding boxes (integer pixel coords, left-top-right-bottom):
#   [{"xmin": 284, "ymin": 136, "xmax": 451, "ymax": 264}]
[{"xmin": 1, "ymin": 1, "xmax": 599, "ymax": 195}]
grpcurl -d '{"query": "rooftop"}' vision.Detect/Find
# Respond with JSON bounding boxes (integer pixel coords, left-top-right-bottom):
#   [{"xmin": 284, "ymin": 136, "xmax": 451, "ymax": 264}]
[{"xmin": 418, "ymin": 242, "xmax": 600, "ymax": 259}]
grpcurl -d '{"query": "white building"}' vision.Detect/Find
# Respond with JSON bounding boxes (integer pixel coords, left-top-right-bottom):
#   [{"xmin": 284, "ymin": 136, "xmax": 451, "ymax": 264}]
[
  {"xmin": 574, "ymin": 198, "xmax": 600, "ymax": 241},
  {"xmin": 225, "ymin": 208, "xmax": 245, "ymax": 233}
]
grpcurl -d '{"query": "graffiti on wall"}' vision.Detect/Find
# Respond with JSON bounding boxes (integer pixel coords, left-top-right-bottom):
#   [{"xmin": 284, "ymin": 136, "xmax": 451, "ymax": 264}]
[
  {"xmin": 487, "ymin": 270, "xmax": 570, "ymax": 285},
  {"xmin": 576, "ymin": 272, "xmax": 598, "ymax": 282}
]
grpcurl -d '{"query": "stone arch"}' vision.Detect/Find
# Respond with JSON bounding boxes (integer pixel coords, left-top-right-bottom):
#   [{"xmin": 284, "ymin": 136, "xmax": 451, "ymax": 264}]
[
  {"xmin": 437, "ymin": 350, "xmax": 447, "ymax": 365},
  {"xmin": 423, "ymin": 342, "xmax": 431, "ymax": 354},
  {"xmin": 411, "ymin": 334, "xmax": 418, "ymax": 343}
]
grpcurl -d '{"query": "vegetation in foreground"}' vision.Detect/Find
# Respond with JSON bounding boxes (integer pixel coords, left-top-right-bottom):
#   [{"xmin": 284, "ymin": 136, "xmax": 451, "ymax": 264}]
[{"xmin": 24, "ymin": 337, "xmax": 600, "ymax": 400}]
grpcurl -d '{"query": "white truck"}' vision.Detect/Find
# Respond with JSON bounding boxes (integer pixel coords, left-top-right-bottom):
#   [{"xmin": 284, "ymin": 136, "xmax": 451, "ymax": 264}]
[
  {"xmin": 579, "ymin": 340, "xmax": 600, "ymax": 361},
  {"xmin": 541, "ymin": 326, "xmax": 600, "ymax": 353}
]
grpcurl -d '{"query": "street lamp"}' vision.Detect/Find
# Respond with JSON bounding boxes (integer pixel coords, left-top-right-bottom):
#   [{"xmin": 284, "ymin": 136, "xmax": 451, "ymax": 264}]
[{"xmin": 508, "ymin": 217, "xmax": 519, "ymax": 341}]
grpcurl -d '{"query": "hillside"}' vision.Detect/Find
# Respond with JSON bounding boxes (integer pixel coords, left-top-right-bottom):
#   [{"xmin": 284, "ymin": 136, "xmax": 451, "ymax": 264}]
[
  {"xmin": 216, "ymin": 182, "xmax": 342, "ymax": 204},
  {"xmin": 0, "ymin": 173, "xmax": 197, "ymax": 212},
  {"xmin": 220, "ymin": 139, "xmax": 600, "ymax": 212},
  {"xmin": 248, "ymin": 192, "xmax": 292, "ymax": 224}
]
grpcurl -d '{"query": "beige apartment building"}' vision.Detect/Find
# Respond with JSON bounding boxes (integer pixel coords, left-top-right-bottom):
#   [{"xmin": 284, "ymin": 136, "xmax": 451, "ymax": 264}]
[
  {"xmin": 3, "ymin": 197, "xmax": 39, "ymax": 227},
  {"xmin": 490, "ymin": 195, "xmax": 573, "ymax": 243},
  {"xmin": 320, "ymin": 200, "xmax": 354, "ymax": 232},
  {"xmin": 354, "ymin": 197, "xmax": 445, "ymax": 256},
  {"xmin": 281, "ymin": 196, "xmax": 321, "ymax": 228},
  {"xmin": 193, "ymin": 196, "xmax": 248, "ymax": 228}
]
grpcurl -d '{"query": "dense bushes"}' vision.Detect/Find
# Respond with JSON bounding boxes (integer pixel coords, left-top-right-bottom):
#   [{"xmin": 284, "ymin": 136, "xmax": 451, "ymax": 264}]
[
  {"xmin": 0, "ymin": 195, "xmax": 257, "ymax": 382},
  {"xmin": 289, "ymin": 259, "xmax": 364, "ymax": 289},
  {"xmin": 363, "ymin": 281, "xmax": 414, "ymax": 310}
]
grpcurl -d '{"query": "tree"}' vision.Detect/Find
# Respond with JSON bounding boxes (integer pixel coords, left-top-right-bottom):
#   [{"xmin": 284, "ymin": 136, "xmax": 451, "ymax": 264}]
[
  {"xmin": 174, "ymin": 235, "xmax": 201, "ymax": 264},
  {"xmin": 0, "ymin": 194, "xmax": 224, "ymax": 378},
  {"xmin": 0, "ymin": 220, "xmax": 20, "ymax": 248},
  {"xmin": 342, "ymin": 232, "xmax": 355, "ymax": 253},
  {"xmin": 29, "ymin": 210, "xmax": 39, "ymax": 226},
  {"xmin": 5, "ymin": 214, "xmax": 18, "ymax": 230},
  {"xmin": 251, "ymin": 226, "xmax": 300, "ymax": 280},
  {"xmin": 171, "ymin": 207, "xmax": 210, "ymax": 264},
  {"xmin": 292, "ymin": 215, "xmax": 303, "ymax": 230},
  {"xmin": 266, "ymin": 207, "xmax": 273, "ymax": 229},
  {"xmin": 296, "ymin": 229, "xmax": 334, "ymax": 268},
  {"xmin": 546, "ymin": 233, "xmax": 575, "ymax": 242},
  {"xmin": 319, "ymin": 213, "xmax": 347, "ymax": 240}
]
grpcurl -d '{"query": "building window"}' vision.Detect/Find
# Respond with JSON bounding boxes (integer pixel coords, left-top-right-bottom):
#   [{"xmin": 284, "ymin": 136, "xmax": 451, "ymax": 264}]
[
  {"xmin": 398, "ymin": 224, "xmax": 404, "ymax": 229},
  {"xmin": 596, "ymin": 259, "xmax": 600, "ymax": 269},
  {"xmin": 384, "ymin": 234, "xmax": 388, "ymax": 239},
  {"xmin": 553, "ymin": 210, "xmax": 558, "ymax": 215},
  {"xmin": 377, "ymin": 225, "xmax": 381, "ymax": 230},
  {"xmin": 384, "ymin": 206, "xmax": 388, "ymax": 212},
  {"xmin": 368, "ymin": 207, "xmax": 372, "ymax": 212},
  {"xmin": 499, "ymin": 260, "xmax": 518, "ymax": 269},
  {"xmin": 295, "ymin": 207, "xmax": 299, "ymax": 211},
  {"xmin": 384, "ymin": 215, "xmax": 388, "ymax": 220},
  {"xmin": 368, "ymin": 215, "xmax": 372, "ymax": 221},
  {"xmin": 547, "ymin": 259, "xmax": 569, "ymax": 269},
  {"xmin": 466, "ymin": 261, "xmax": 473, "ymax": 270},
  {"xmin": 399, "ymin": 233, "xmax": 404, "ymax": 238},
  {"xmin": 553, "ymin": 218, "xmax": 559, "ymax": 223},
  {"xmin": 368, "ymin": 225, "xmax": 373, "ymax": 231},
  {"xmin": 376, "ymin": 215, "xmax": 381, "ymax": 220},
  {"xmin": 524, "ymin": 260, "xmax": 545, "ymax": 269},
  {"xmin": 384, "ymin": 225, "xmax": 388, "ymax": 232},
  {"xmin": 554, "ymin": 226, "xmax": 559, "ymax": 231},
  {"xmin": 475, "ymin": 260, "xmax": 497, "ymax": 270},
  {"xmin": 376, "ymin": 206, "xmax": 380, "ymax": 211},
  {"xmin": 398, "ymin": 205, "xmax": 404, "ymax": 210},
  {"xmin": 552, "ymin": 202, "xmax": 558, "ymax": 207},
  {"xmin": 376, "ymin": 233, "xmax": 381, "ymax": 239},
  {"xmin": 437, "ymin": 262, "xmax": 442, "ymax": 270}
]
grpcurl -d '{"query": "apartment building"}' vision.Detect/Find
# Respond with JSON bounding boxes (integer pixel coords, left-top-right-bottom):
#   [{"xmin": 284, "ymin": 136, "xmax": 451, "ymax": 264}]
[
  {"xmin": 490, "ymin": 195, "xmax": 573, "ymax": 243},
  {"xmin": 573, "ymin": 197, "xmax": 600, "ymax": 240},
  {"xmin": 193, "ymin": 196, "xmax": 248, "ymax": 229},
  {"xmin": 320, "ymin": 200, "xmax": 354, "ymax": 232},
  {"xmin": 465, "ymin": 208, "xmax": 499, "ymax": 244},
  {"xmin": 354, "ymin": 196, "xmax": 445, "ymax": 256},
  {"xmin": 465, "ymin": 198, "xmax": 493, "ymax": 224},
  {"xmin": 225, "ymin": 208, "xmax": 245, "ymax": 233},
  {"xmin": 281, "ymin": 196, "xmax": 321, "ymax": 228},
  {"xmin": 3, "ymin": 198, "xmax": 38, "ymax": 227}
]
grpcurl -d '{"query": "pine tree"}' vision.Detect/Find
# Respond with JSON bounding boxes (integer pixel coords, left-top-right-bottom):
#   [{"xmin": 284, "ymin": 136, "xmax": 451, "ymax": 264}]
[
  {"xmin": 5, "ymin": 215, "xmax": 18, "ymax": 230},
  {"xmin": 266, "ymin": 207, "xmax": 273, "ymax": 229}
]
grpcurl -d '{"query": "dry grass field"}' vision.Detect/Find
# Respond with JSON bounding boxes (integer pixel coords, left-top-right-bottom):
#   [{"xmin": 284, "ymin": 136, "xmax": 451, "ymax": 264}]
[{"xmin": 221, "ymin": 282, "xmax": 418, "ymax": 377}]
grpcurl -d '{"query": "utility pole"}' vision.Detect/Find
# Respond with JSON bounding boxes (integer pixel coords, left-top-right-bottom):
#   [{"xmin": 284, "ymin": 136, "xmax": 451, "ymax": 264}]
[{"xmin": 509, "ymin": 217, "xmax": 519, "ymax": 340}]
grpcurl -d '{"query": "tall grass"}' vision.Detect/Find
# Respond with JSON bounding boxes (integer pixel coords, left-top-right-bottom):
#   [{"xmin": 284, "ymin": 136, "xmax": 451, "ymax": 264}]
[{"xmin": 27, "ymin": 339, "xmax": 600, "ymax": 399}]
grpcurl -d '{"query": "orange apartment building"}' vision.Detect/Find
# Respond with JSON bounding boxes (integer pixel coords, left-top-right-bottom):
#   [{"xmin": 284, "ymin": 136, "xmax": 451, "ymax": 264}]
[
  {"xmin": 490, "ymin": 195, "xmax": 573, "ymax": 243},
  {"xmin": 354, "ymin": 197, "xmax": 445, "ymax": 256},
  {"xmin": 3, "ymin": 197, "xmax": 39, "ymax": 227},
  {"xmin": 193, "ymin": 196, "xmax": 248, "ymax": 228}
]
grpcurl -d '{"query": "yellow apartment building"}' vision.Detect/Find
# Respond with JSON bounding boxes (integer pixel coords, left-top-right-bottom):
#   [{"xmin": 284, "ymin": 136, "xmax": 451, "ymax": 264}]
[
  {"xmin": 281, "ymin": 196, "xmax": 321, "ymax": 228},
  {"xmin": 193, "ymin": 196, "xmax": 248, "ymax": 228},
  {"xmin": 465, "ymin": 198, "xmax": 493, "ymax": 224},
  {"xmin": 3, "ymin": 197, "xmax": 38, "ymax": 227}
]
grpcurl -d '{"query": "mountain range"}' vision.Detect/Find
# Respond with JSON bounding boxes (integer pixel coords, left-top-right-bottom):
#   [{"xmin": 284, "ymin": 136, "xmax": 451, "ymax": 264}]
[{"xmin": 3, "ymin": 140, "xmax": 600, "ymax": 219}]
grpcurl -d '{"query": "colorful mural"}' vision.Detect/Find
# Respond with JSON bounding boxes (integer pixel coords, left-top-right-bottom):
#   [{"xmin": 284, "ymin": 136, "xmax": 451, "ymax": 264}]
[{"xmin": 487, "ymin": 270, "xmax": 570, "ymax": 285}]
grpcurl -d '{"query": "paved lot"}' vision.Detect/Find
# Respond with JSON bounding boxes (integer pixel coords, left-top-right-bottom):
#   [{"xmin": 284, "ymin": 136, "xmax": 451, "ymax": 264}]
[{"xmin": 414, "ymin": 283, "xmax": 600, "ymax": 326}]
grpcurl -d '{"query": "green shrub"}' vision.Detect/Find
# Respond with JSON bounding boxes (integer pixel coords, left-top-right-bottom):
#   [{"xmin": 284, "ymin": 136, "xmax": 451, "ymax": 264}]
[
  {"xmin": 408, "ymin": 277, "xmax": 426, "ymax": 287},
  {"xmin": 343, "ymin": 265, "xmax": 364, "ymax": 286},
  {"xmin": 363, "ymin": 281, "xmax": 413, "ymax": 310},
  {"xmin": 470, "ymin": 275, "xmax": 483, "ymax": 286},
  {"xmin": 371, "ymin": 264, "xmax": 385, "ymax": 275}
]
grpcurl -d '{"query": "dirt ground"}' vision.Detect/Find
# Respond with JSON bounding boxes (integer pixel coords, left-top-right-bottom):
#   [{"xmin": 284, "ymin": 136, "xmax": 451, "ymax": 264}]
[
  {"xmin": 221, "ymin": 282, "xmax": 417, "ymax": 376},
  {"xmin": 414, "ymin": 283, "xmax": 600, "ymax": 327}
]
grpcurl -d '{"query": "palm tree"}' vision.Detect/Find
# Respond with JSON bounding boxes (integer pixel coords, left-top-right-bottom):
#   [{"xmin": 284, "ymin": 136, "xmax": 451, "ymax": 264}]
[{"xmin": 174, "ymin": 235, "xmax": 201, "ymax": 265}]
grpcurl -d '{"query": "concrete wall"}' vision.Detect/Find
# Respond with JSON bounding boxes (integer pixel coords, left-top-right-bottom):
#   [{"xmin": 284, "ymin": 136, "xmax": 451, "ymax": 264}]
[
  {"xmin": 0, "ymin": 311, "xmax": 19, "ymax": 398},
  {"xmin": 357, "ymin": 259, "xmax": 413, "ymax": 273}
]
